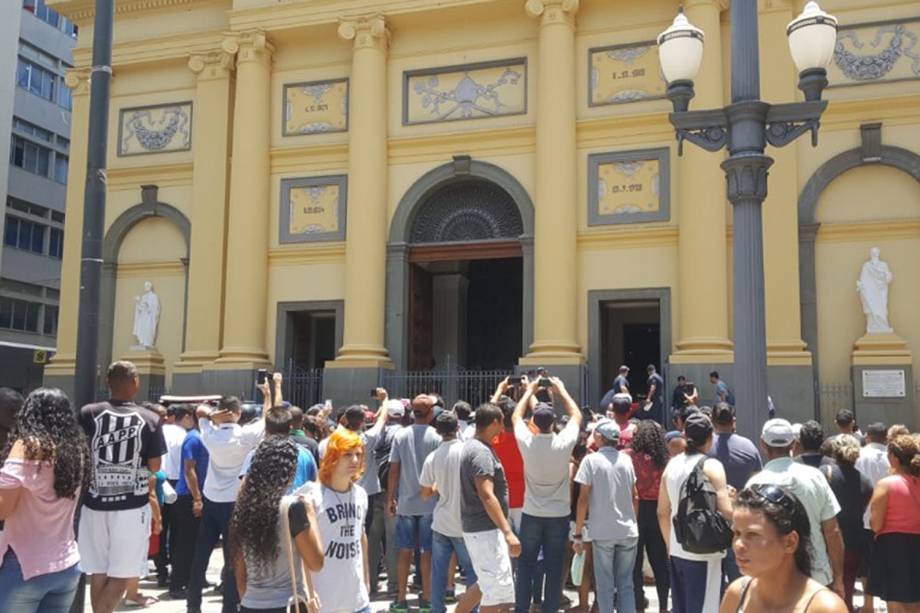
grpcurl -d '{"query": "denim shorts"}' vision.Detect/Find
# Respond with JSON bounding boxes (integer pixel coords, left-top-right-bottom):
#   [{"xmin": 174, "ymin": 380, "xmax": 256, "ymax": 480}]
[{"xmin": 395, "ymin": 514, "xmax": 434, "ymax": 552}]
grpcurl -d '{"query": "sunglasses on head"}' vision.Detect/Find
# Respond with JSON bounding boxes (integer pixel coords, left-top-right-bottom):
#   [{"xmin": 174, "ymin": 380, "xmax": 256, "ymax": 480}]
[{"xmin": 749, "ymin": 484, "xmax": 796, "ymax": 514}]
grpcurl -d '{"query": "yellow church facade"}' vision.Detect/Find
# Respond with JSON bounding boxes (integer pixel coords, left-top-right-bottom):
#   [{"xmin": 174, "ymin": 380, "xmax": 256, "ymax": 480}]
[{"xmin": 45, "ymin": 0, "xmax": 920, "ymax": 428}]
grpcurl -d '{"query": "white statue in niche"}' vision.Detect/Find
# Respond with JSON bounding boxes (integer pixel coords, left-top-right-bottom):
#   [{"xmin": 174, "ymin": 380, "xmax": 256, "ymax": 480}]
[
  {"xmin": 132, "ymin": 281, "xmax": 161, "ymax": 348},
  {"xmin": 857, "ymin": 247, "xmax": 894, "ymax": 334}
]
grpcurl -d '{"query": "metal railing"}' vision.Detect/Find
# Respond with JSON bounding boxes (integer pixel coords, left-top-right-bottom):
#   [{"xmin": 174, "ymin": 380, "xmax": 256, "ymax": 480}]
[
  {"xmin": 284, "ymin": 367, "xmax": 325, "ymax": 409},
  {"xmin": 818, "ymin": 382, "xmax": 854, "ymax": 415},
  {"xmin": 382, "ymin": 368, "xmax": 510, "ymax": 407}
]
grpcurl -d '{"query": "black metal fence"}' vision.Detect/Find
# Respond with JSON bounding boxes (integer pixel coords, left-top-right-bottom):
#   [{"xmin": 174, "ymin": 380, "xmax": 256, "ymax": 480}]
[
  {"xmin": 284, "ymin": 367, "xmax": 325, "ymax": 409},
  {"xmin": 382, "ymin": 369, "xmax": 509, "ymax": 407}
]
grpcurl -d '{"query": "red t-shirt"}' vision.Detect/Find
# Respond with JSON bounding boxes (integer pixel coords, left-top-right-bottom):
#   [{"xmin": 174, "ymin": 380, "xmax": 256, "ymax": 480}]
[
  {"xmin": 624, "ymin": 449, "xmax": 664, "ymax": 501},
  {"xmin": 492, "ymin": 430, "xmax": 525, "ymax": 509}
]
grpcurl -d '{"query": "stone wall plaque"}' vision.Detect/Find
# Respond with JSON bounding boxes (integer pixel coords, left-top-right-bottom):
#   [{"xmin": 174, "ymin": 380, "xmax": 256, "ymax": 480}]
[
  {"xmin": 283, "ymin": 79, "xmax": 349, "ymax": 136},
  {"xmin": 279, "ymin": 175, "xmax": 347, "ymax": 243},
  {"xmin": 118, "ymin": 102, "xmax": 192, "ymax": 156},
  {"xmin": 588, "ymin": 148, "xmax": 670, "ymax": 225},
  {"xmin": 589, "ymin": 42, "xmax": 667, "ymax": 106},
  {"xmin": 829, "ymin": 18, "xmax": 920, "ymax": 88},
  {"xmin": 861, "ymin": 369, "xmax": 907, "ymax": 398},
  {"xmin": 403, "ymin": 58, "xmax": 527, "ymax": 125}
]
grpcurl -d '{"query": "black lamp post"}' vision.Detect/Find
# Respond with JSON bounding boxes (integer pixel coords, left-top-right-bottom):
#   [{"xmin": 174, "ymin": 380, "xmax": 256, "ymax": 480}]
[{"xmin": 658, "ymin": 1, "xmax": 838, "ymax": 438}]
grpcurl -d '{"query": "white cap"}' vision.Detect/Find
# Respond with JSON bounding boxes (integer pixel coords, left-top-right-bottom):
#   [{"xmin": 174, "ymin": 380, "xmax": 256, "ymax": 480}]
[
  {"xmin": 762, "ymin": 418, "xmax": 795, "ymax": 447},
  {"xmin": 791, "ymin": 423, "xmax": 803, "ymax": 440},
  {"xmin": 384, "ymin": 399, "xmax": 405, "ymax": 418}
]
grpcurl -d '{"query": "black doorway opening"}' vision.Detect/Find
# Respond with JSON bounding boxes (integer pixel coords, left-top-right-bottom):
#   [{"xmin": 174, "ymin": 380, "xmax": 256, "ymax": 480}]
[{"xmin": 600, "ymin": 300, "xmax": 662, "ymax": 398}]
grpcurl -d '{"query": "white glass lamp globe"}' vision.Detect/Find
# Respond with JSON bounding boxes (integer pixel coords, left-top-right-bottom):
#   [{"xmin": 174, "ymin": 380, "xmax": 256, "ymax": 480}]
[
  {"xmin": 787, "ymin": 1, "xmax": 838, "ymax": 73},
  {"xmin": 657, "ymin": 11, "xmax": 705, "ymax": 84}
]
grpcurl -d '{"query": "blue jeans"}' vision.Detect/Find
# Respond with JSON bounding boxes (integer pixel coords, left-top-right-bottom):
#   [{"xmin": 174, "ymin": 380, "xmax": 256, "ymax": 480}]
[
  {"xmin": 593, "ymin": 538, "xmax": 638, "ymax": 613},
  {"xmin": 187, "ymin": 498, "xmax": 238, "ymax": 612},
  {"xmin": 0, "ymin": 549, "xmax": 81, "ymax": 613},
  {"xmin": 514, "ymin": 514, "xmax": 569, "ymax": 613},
  {"xmin": 395, "ymin": 514, "xmax": 434, "ymax": 552},
  {"xmin": 431, "ymin": 531, "xmax": 479, "ymax": 613}
]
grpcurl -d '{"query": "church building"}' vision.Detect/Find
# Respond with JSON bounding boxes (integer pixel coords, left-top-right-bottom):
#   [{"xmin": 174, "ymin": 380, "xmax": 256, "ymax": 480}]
[{"xmin": 44, "ymin": 0, "xmax": 920, "ymax": 428}]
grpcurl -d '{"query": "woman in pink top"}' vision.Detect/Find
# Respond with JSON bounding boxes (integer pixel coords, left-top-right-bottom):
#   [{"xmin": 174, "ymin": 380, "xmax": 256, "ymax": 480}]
[
  {"xmin": 868, "ymin": 433, "xmax": 920, "ymax": 611},
  {"xmin": 0, "ymin": 388, "xmax": 89, "ymax": 612}
]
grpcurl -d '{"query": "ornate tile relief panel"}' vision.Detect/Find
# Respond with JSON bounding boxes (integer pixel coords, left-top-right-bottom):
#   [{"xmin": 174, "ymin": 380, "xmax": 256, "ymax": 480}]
[
  {"xmin": 283, "ymin": 79, "xmax": 349, "ymax": 136},
  {"xmin": 830, "ymin": 18, "xmax": 920, "ymax": 87},
  {"xmin": 118, "ymin": 102, "xmax": 192, "ymax": 156},
  {"xmin": 588, "ymin": 148, "xmax": 670, "ymax": 226},
  {"xmin": 403, "ymin": 58, "xmax": 527, "ymax": 125},
  {"xmin": 589, "ymin": 42, "xmax": 667, "ymax": 106},
  {"xmin": 280, "ymin": 176, "xmax": 347, "ymax": 243}
]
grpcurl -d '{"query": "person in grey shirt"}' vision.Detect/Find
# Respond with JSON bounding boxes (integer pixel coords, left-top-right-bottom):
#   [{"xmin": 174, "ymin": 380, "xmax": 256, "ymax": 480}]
[
  {"xmin": 387, "ymin": 395, "xmax": 442, "ymax": 611},
  {"xmin": 574, "ymin": 419, "xmax": 639, "ymax": 613},
  {"xmin": 510, "ymin": 376, "xmax": 581, "ymax": 613},
  {"xmin": 461, "ymin": 403, "xmax": 520, "ymax": 613}
]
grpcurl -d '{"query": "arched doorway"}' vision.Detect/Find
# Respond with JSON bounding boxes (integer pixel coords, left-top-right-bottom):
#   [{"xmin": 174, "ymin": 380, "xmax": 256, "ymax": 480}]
[{"xmin": 385, "ymin": 157, "xmax": 534, "ymax": 375}]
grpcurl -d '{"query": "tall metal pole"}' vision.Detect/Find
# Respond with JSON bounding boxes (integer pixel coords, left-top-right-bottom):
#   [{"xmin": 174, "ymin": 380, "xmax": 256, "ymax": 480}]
[
  {"xmin": 70, "ymin": 2, "xmax": 114, "ymax": 611},
  {"xmin": 722, "ymin": 0, "xmax": 773, "ymax": 442},
  {"xmin": 73, "ymin": 0, "xmax": 114, "ymax": 409}
]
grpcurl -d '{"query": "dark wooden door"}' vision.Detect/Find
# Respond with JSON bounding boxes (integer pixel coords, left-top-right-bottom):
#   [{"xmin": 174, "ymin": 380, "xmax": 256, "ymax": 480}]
[{"xmin": 408, "ymin": 264, "xmax": 435, "ymax": 370}]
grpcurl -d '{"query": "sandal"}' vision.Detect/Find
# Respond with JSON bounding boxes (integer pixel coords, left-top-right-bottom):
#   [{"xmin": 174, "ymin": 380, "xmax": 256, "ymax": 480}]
[{"xmin": 124, "ymin": 594, "xmax": 160, "ymax": 608}]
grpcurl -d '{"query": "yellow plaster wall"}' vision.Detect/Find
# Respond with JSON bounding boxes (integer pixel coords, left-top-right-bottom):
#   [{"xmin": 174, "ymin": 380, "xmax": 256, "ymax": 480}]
[
  {"xmin": 814, "ymin": 166, "xmax": 920, "ymax": 383},
  {"xmin": 113, "ymin": 217, "xmax": 188, "ymax": 380}
]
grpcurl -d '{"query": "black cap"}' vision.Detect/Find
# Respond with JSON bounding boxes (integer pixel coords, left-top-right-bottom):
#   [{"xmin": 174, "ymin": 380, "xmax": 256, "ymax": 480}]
[
  {"xmin": 434, "ymin": 411, "xmax": 458, "ymax": 436},
  {"xmin": 533, "ymin": 403, "xmax": 555, "ymax": 431},
  {"xmin": 684, "ymin": 412, "xmax": 713, "ymax": 445}
]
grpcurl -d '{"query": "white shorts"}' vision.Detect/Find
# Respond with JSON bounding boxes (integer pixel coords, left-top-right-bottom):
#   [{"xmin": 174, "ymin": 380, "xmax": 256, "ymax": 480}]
[
  {"xmin": 78, "ymin": 505, "xmax": 151, "ymax": 578},
  {"xmin": 463, "ymin": 529, "xmax": 515, "ymax": 607},
  {"xmin": 569, "ymin": 521, "xmax": 592, "ymax": 543}
]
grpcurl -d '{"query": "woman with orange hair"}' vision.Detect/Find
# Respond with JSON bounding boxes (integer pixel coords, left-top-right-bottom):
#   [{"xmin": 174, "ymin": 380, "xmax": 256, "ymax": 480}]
[{"xmin": 303, "ymin": 428, "xmax": 372, "ymax": 612}]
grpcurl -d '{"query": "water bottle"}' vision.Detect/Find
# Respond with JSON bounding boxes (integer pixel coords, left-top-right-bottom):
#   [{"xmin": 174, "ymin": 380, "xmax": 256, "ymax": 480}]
[{"xmin": 570, "ymin": 550, "xmax": 585, "ymax": 587}]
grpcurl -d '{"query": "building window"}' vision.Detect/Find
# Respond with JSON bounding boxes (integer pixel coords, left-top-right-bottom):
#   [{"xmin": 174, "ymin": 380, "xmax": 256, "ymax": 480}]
[
  {"xmin": 23, "ymin": 0, "xmax": 76, "ymax": 37},
  {"xmin": 48, "ymin": 227, "xmax": 63, "ymax": 259},
  {"xmin": 42, "ymin": 305, "xmax": 58, "ymax": 335},
  {"xmin": 10, "ymin": 135, "xmax": 52, "ymax": 178},
  {"xmin": 0, "ymin": 297, "xmax": 41, "ymax": 333},
  {"xmin": 4, "ymin": 216, "xmax": 46, "ymax": 254},
  {"xmin": 54, "ymin": 154, "xmax": 68, "ymax": 183},
  {"xmin": 50, "ymin": 210, "xmax": 64, "ymax": 223},
  {"xmin": 13, "ymin": 118, "xmax": 53, "ymax": 142},
  {"xmin": 16, "ymin": 58, "xmax": 56, "ymax": 102},
  {"xmin": 8, "ymin": 197, "xmax": 48, "ymax": 218},
  {"xmin": 58, "ymin": 85, "xmax": 72, "ymax": 110}
]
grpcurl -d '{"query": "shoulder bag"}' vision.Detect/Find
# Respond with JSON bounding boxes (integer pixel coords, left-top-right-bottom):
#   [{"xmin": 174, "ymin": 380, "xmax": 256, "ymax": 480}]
[{"xmin": 281, "ymin": 496, "xmax": 322, "ymax": 613}]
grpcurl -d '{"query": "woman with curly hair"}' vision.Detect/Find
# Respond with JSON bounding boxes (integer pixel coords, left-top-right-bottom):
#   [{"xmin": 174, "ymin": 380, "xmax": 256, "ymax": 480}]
[
  {"xmin": 0, "ymin": 388, "xmax": 89, "ymax": 612},
  {"xmin": 868, "ymin": 433, "xmax": 920, "ymax": 611},
  {"xmin": 304, "ymin": 428, "xmax": 371, "ymax": 613},
  {"xmin": 231, "ymin": 435, "xmax": 324, "ymax": 613},
  {"xmin": 720, "ymin": 484, "xmax": 846, "ymax": 612},
  {"xmin": 625, "ymin": 419, "xmax": 670, "ymax": 612}
]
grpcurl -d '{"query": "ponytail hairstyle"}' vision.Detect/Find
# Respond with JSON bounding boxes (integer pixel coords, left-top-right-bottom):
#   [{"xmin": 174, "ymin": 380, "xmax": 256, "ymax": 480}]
[
  {"xmin": 735, "ymin": 485, "xmax": 813, "ymax": 577},
  {"xmin": 888, "ymin": 434, "xmax": 920, "ymax": 477}
]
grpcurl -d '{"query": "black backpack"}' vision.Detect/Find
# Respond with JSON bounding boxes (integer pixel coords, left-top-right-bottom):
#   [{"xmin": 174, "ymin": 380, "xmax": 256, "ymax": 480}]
[{"xmin": 672, "ymin": 458, "xmax": 733, "ymax": 554}]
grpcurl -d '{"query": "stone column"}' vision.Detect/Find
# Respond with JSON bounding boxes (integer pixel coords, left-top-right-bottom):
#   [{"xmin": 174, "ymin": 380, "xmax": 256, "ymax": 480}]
[
  {"xmin": 174, "ymin": 50, "xmax": 235, "ymax": 391},
  {"xmin": 520, "ymin": 0, "xmax": 583, "ymax": 391},
  {"xmin": 209, "ymin": 31, "xmax": 273, "ymax": 391},
  {"xmin": 43, "ymin": 69, "xmax": 90, "ymax": 397},
  {"xmin": 670, "ymin": 0, "xmax": 734, "ymax": 387},
  {"xmin": 758, "ymin": 2, "xmax": 814, "ymax": 421},
  {"xmin": 323, "ymin": 16, "xmax": 393, "ymax": 404}
]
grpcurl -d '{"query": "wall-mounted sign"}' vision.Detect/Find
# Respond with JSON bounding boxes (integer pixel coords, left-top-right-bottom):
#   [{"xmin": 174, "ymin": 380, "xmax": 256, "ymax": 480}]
[
  {"xmin": 862, "ymin": 369, "xmax": 906, "ymax": 398},
  {"xmin": 403, "ymin": 58, "xmax": 527, "ymax": 125},
  {"xmin": 279, "ymin": 175, "xmax": 347, "ymax": 243},
  {"xmin": 589, "ymin": 42, "xmax": 667, "ymax": 106},
  {"xmin": 588, "ymin": 148, "xmax": 670, "ymax": 225},
  {"xmin": 830, "ymin": 18, "xmax": 920, "ymax": 88},
  {"xmin": 283, "ymin": 79, "xmax": 349, "ymax": 136},
  {"xmin": 118, "ymin": 102, "xmax": 192, "ymax": 156}
]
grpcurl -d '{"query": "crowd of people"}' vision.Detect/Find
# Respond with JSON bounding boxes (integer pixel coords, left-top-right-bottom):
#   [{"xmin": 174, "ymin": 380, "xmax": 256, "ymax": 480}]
[{"xmin": 0, "ymin": 359, "xmax": 918, "ymax": 613}]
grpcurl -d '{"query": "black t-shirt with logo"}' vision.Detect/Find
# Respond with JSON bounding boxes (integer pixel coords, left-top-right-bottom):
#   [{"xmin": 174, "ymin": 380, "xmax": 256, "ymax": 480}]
[{"xmin": 80, "ymin": 400, "xmax": 167, "ymax": 511}]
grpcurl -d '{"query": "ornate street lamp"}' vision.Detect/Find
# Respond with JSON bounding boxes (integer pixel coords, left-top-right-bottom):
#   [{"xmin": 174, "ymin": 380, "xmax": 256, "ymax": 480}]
[{"xmin": 658, "ymin": 1, "xmax": 837, "ymax": 437}]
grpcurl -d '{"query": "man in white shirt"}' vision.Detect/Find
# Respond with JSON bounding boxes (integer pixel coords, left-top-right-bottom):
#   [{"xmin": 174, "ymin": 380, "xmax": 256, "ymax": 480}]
[
  {"xmin": 746, "ymin": 418, "xmax": 845, "ymax": 598},
  {"xmin": 855, "ymin": 421, "xmax": 889, "ymax": 612},
  {"xmin": 420, "ymin": 412, "xmax": 481, "ymax": 613},
  {"xmin": 510, "ymin": 376, "xmax": 582, "ymax": 613},
  {"xmin": 186, "ymin": 396, "xmax": 265, "ymax": 613},
  {"xmin": 157, "ymin": 404, "xmax": 195, "ymax": 587}
]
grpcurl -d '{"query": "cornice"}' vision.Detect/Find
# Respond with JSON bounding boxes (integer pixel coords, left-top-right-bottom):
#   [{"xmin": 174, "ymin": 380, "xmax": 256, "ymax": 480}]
[
  {"xmin": 49, "ymin": 0, "xmax": 199, "ymax": 22},
  {"xmin": 72, "ymin": 32, "xmax": 226, "ymax": 68},
  {"xmin": 577, "ymin": 225, "xmax": 679, "ymax": 250},
  {"xmin": 388, "ymin": 125, "xmax": 536, "ymax": 163},
  {"xmin": 106, "ymin": 162, "xmax": 194, "ymax": 189},
  {"xmin": 821, "ymin": 93, "xmax": 920, "ymax": 129},
  {"xmin": 814, "ymin": 219, "xmax": 920, "ymax": 243},
  {"xmin": 576, "ymin": 111, "xmax": 675, "ymax": 146},
  {"xmin": 116, "ymin": 261, "xmax": 188, "ymax": 276},
  {"xmin": 268, "ymin": 243, "xmax": 346, "ymax": 265},
  {"xmin": 270, "ymin": 143, "xmax": 349, "ymax": 173}
]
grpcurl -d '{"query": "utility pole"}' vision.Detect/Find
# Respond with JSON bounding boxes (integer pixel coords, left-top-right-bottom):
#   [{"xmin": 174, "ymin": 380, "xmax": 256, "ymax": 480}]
[{"xmin": 72, "ymin": 1, "xmax": 114, "ymax": 610}]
